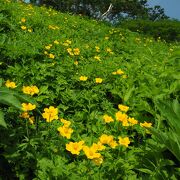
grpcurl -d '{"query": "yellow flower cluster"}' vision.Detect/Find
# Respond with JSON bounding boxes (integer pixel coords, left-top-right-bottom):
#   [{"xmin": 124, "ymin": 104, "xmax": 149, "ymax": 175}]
[
  {"xmin": 22, "ymin": 103, "xmax": 36, "ymax": 111},
  {"xmin": 116, "ymin": 111, "xmax": 137, "ymax": 126},
  {"xmin": 20, "ymin": 17, "xmax": 32, "ymax": 32},
  {"xmin": 5, "ymin": 80, "xmax": 17, "ymax": 88},
  {"xmin": 115, "ymin": 104, "xmax": 137, "ymax": 126},
  {"xmin": 79, "ymin": 76, "xmax": 103, "ymax": 84},
  {"xmin": 63, "ymin": 40, "xmax": 71, "ymax": 46},
  {"xmin": 42, "ymin": 106, "xmax": 58, "ymax": 122},
  {"xmin": 54, "ymin": 40, "xmax": 60, "ymax": 45},
  {"xmin": 65, "ymin": 134, "xmax": 129, "ymax": 164},
  {"xmin": 22, "ymin": 85, "xmax": 39, "ymax": 96},
  {"xmin": 67, "ymin": 48, "xmax": 80, "ymax": 56},
  {"xmin": 20, "ymin": 112, "xmax": 35, "ymax": 124},
  {"xmin": 114, "ymin": 104, "xmax": 152, "ymax": 128},
  {"xmin": 57, "ymin": 118, "xmax": 73, "ymax": 139},
  {"xmin": 44, "ymin": 44, "xmax": 55, "ymax": 59},
  {"xmin": 45, "ymin": 44, "xmax": 52, "ymax": 50},
  {"xmin": 48, "ymin": 25, "xmax": 60, "ymax": 30},
  {"xmin": 112, "ymin": 69, "xmax": 125, "ymax": 75},
  {"xmin": 99, "ymin": 134, "xmax": 118, "ymax": 148}
]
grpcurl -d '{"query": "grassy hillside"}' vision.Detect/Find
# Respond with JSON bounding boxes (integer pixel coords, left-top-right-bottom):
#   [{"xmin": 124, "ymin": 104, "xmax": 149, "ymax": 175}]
[{"xmin": 0, "ymin": 0, "xmax": 180, "ymax": 179}]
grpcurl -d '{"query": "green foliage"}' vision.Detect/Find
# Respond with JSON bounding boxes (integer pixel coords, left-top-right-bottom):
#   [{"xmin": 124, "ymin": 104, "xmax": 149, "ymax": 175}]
[
  {"xmin": 118, "ymin": 19, "xmax": 180, "ymax": 42},
  {"xmin": 151, "ymin": 99, "xmax": 180, "ymax": 161},
  {"xmin": 0, "ymin": 0, "xmax": 179, "ymax": 179}
]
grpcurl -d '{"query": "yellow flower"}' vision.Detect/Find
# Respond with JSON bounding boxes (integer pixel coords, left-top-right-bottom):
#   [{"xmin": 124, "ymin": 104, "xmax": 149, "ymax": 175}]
[
  {"xmin": 21, "ymin": 18, "xmax": 26, "ymax": 23},
  {"xmin": 63, "ymin": 40, "xmax": 71, "ymax": 46},
  {"xmin": 48, "ymin": 25, "xmax": 56, "ymax": 30},
  {"xmin": 74, "ymin": 61, "xmax": 78, "ymax": 65},
  {"xmin": 118, "ymin": 137, "xmax": 130, "ymax": 147},
  {"xmin": 118, "ymin": 104, "xmax": 129, "ymax": 112},
  {"xmin": 58, "ymin": 126, "xmax": 73, "ymax": 139},
  {"xmin": 122, "ymin": 75, "xmax": 127, "ymax": 79},
  {"xmin": 115, "ymin": 111, "xmax": 128, "ymax": 122},
  {"xmin": 67, "ymin": 48, "xmax": 74, "ymax": 56},
  {"xmin": 21, "ymin": 26, "xmax": 27, "ymax": 30},
  {"xmin": 122, "ymin": 120, "xmax": 129, "ymax": 127},
  {"xmin": 99, "ymin": 134, "xmax": 114, "ymax": 145},
  {"xmin": 63, "ymin": 43, "xmax": 69, "ymax": 46},
  {"xmin": 106, "ymin": 48, "xmax": 113, "ymax": 54},
  {"xmin": 95, "ymin": 46, "xmax": 100, "ymax": 52},
  {"xmin": 83, "ymin": 146, "xmax": 101, "ymax": 159},
  {"xmin": 128, "ymin": 117, "xmax": 138, "ymax": 125},
  {"xmin": 112, "ymin": 72, "xmax": 117, "ymax": 75},
  {"xmin": 66, "ymin": 40, "xmax": 71, "ymax": 44},
  {"xmin": 27, "ymin": 28, "xmax": 32, "ymax": 33},
  {"xmin": 45, "ymin": 45, "xmax": 51, "ymax": 50},
  {"xmin": 20, "ymin": 112, "xmax": 30, "ymax": 119},
  {"xmin": 95, "ymin": 78, "xmax": 103, "ymax": 84},
  {"xmin": 60, "ymin": 118, "xmax": 71, "ymax": 127},
  {"xmin": 22, "ymin": 103, "xmax": 36, "ymax": 111},
  {"xmin": 116, "ymin": 69, "xmax": 124, "ymax": 75},
  {"xmin": 29, "ymin": 116, "xmax": 35, "ymax": 124},
  {"xmin": 109, "ymin": 140, "xmax": 118, "ymax": 149},
  {"xmin": 73, "ymin": 48, "xmax": 80, "ymax": 55},
  {"xmin": 92, "ymin": 156, "xmax": 103, "ymax": 165},
  {"xmin": 49, "ymin": 53, "xmax": 55, "ymax": 59},
  {"xmin": 79, "ymin": 76, "xmax": 88, "ymax": 81},
  {"xmin": 169, "ymin": 48, "xmax": 173, "ymax": 52},
  {"xmin": 5, "ymin": 80, "xmax": 17, "ymax": 88},
  {"xmin": 91, "ymin": 142, "xmax": 106, "ymax": 151},
  {"xmin": 103, "ymin": 114, "xmax": 114, "ymax": 123},
  {"xmin": 94, "ymin": 56, "xmax": 100, "ymax": 61},
  {"xmin": 54, "ymin": 40, "xmax": 59, "ymax": 44},
  {"xmin": 44, "ymin": 51, "xmax": 48, "ymax": 55},
  {"xmin": 66, "ymin": 141, "xmax": 84, "ymax": 155},
  {"xmin": 22, "ymin": 85, "xmax": 39, "ymax": 96},
  {"xmin": 42, "ymin": 106, "xmax": 58, "ymax": 122},
  {"xmin": 140, "ymin": 121, "xmax": 152, "ymax": 128}
]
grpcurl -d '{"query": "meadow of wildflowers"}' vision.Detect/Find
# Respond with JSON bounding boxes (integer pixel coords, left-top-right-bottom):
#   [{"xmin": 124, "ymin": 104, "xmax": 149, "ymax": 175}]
[{"xmin": 0, "ymin": 0, "xmax": 180, "ymax": 179}]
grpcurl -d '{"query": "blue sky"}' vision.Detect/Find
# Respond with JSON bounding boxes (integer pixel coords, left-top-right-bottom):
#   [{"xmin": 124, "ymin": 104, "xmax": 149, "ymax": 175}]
[{"xmin": 148, "ymin": 0, "xmax": 180, "ymax": 20}]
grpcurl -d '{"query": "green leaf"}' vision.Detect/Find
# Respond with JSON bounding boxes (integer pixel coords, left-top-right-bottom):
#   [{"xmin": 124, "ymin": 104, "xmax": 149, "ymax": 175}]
[
  {"xmin": 0, "ymin": 110, "xmax": 7, "ymax": 128},
  {"xmin": 123, "ymin": 86, "xmax": 135, "ymax": 102},
  {"xmin": 13, "ymin": 92, "xmax": 38, "ymax": 106},
  {"xmin": 0, "ymin": 78, "xmax": 2, "ymax": 87},
  {"xmin": 172, "ymin": 99, "xmax": 180, "ymax": 119},
  {"xmin": 137, "ymin": 168, "xmax": 153, "ymax": 174},
  {"xmin": 155, "ymin": 99, "xmax": 180, "ymax": 133},
  {"xmin": 0, "ymin": 92, "xmax": 22, "ymax": 109}
]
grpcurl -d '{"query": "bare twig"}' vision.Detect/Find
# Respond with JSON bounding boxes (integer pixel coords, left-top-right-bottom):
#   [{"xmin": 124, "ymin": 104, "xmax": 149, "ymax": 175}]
[{"xmin": 101, "ymin": 3, "xmax": 113, "ymax": 18}]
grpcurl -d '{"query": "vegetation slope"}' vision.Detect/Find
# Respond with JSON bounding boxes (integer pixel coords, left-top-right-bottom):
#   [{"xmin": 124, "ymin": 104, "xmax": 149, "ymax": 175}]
[{"xmin": 0, "ymin": 0, "xmax": 180, "ymax": 179}]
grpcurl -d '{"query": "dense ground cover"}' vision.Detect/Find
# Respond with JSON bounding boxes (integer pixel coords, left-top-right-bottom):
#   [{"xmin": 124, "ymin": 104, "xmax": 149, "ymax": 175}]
[{"xmin": 0, "ymin": 0, "xmax": 180, "ymax": 179}]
